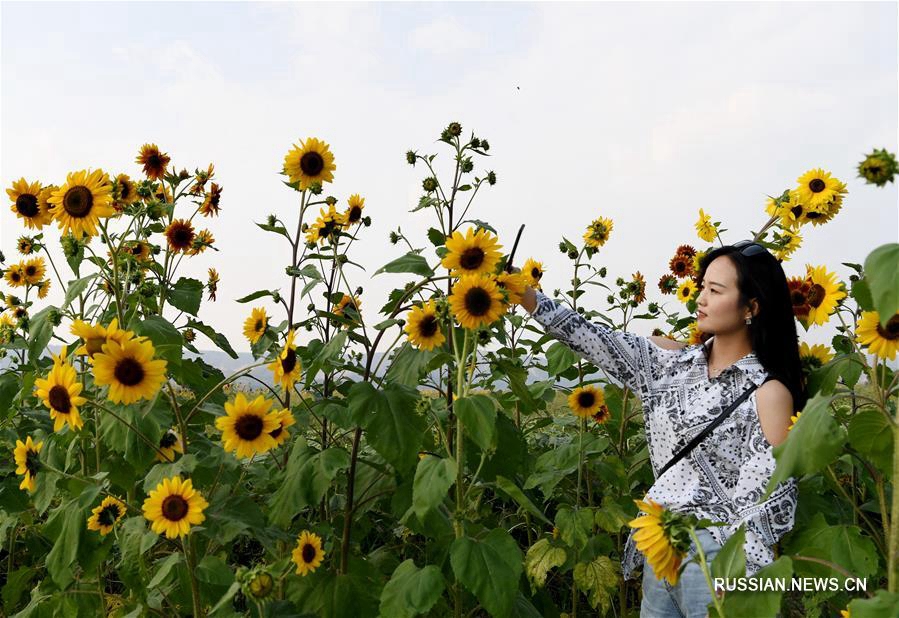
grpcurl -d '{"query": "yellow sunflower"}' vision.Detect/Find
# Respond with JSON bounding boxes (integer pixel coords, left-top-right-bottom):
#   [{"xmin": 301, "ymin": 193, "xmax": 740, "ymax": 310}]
[
  {"xmin": 773, "ymin": 229, "xmax": 802, "ymax": 261},
  {"xmin": 7, "ymin": 178, "xmax": 52, "ymax": 229},
  {"xmin": 91, "ymin": 336, "xmax": 168, "ymax": 405},
  {"xmin": 796, "ymin": 168, "xmax": 846, "ymax": 210},
  {"xmin": 568, "ymin": 385, "xmax": 605, "ymax": 419},
  {"xmin": 36, "ymin": 279, "xmax": 51, "ymax": 299},
  {"xmin": 113, "ymin": 173, "xmax": 139, "ymax": 208},
  {"xmin": 798, "ymin": 342, "xmax": 833, "ymax": 374},
  {"xmin": 676, "ymin": 280, "xmax": 697, "ymax": 304},
  {"xmin": 207, "ymin": 268, "xmax": 219, "ymax": 302},
  {"xmin": 244, "ymin": 307, "xmax": 268, "ymax": 344},
  {"xmin": 803, "ymin": 192, "xmax": 843, "ymax": 227},
  {"xmin": 787, "ymin": 411, "xmax": 801, "ymax": 432},
  {"xmin": 521, "ymin": 258, "xmax": 544, "ymax": 290},
  {"xmin": 125, "ymin": 240, "xmax": 152, "ymax": 262},
  {"xmin": 14, "ymin": 436, "xmax": 43, "ymax": 492},
  {"xmin": 199, "ymin": 182, "xmax": 222, "ymax": 217},
  {"xmin": 22, "ymin": 257, "xmax": 46, "ymax": 285},
  {"xmin": 136, "ymin": 144, "xmax": 171, "ymax": 181},
  {"xmin": 448, "ymin": 275, "xmax": 506, "ymax": 330},
  {"xmin": 494, "ymin": 271, "xmax": 528, "ymax": 306},
  {"xmin": 70, "ymin": 318, "xmax": 133, "ymax": 358},
  {"xmin": 17, "ymin": 236, "xmax": 34, "ymax": 255},
  {"xmin": 583, "ymin": 217, "xmax": 614, "ymax": 248},
  {"xmin": 404, "ymin": 299, "xmax": 446, "ymax": 350},
  {"xmin": 333, "ymin": 294, "xmax": 362, "ymax": 323},
  {"xmin": 694, "ymin": 209, "xmax": 716, "ymax": 243},
  {"xmin": 305, "ymin": 204, "xmax": 343, "ymax": 245},
  {"xmin": 4, "ymin": 264, "xmax": 26, "ymax": 288},
  {"xmin": 284, "ymin": 138, "xmax": 336, "ymax": 191},
  {"xmin": 628, "ymin": 499, "xmax": 684, "ymax": 585},
  {"xmin": 142, "ymin": 476, "xmax": 208, "ymax": 539},
  {"xmin": 47, "ymin": 169, "xmax": 115, "ymax": 238},
  {"xmin": 441, "ymin": 227, "xmax": 503, "ymax": 277},
  {"xmin": 855, "ymin": 311, "xmax": 899, "ymax": 360},
  {"xmin": 34, "ymin": 348, "xmax": 86, "ymax": 432},
  {"xmin": 268, "ymin": 330, "xmax": 302, "ymax": 392},
  {"xmin": 164, "ymin": 219, "xmax": 196, "ymax": 253},
  {"xmin": 291, "ymin": 530, "xmax": 325, "ymax": 576},
  {"xmin": 631, "ymin": 271, "xmax": 647, "ymax": 303},
  {"xmin": 802, "ymin": 265, "xmax": 845, "ymax": 326},
  {"xmin": 686, "ymin": 321, "xmax": 705, "ymax": 345},
  {"xmin": 87, "ymin": 496, "xmax": 127, "ymax": 535},
  {"xmin": 156, "ymin": 428, "xmax": 184, "ymax": 463},
  {"xmin": 269, "ymin": 409, "xmax": 296, "ymax": 447},
  {"xmin": 341, "ymin": 194, "xmax": 365, "ymax": 226},
  {"xmin": 216, "ymin": 392, "xmax": 280, "ymax": 459},
  {"xmin": 187, "ymin": 229, "xmax": 215, "ymax": 255}
]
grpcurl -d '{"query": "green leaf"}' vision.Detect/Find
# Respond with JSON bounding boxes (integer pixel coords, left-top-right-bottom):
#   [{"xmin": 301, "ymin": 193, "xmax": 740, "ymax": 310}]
[
  {"xmin": 807, "ymin": 354, "xmax": 864, "ymax": 396},
  {"xmin": 62, "ymin": 274, "xmax": 97, "ymax": 310},
  {"xmin": 148, "ymin": 553, "xmax": 183, "ymax": 589},
  {"xmin": 168, "ymin": 277, "xmax": 204, "ymax": 316},
  {"xmin": 714, "ymin": 557, "xmax": 792, "ymax": 618},
  {"xmin": 269, "ymin": 439, "xmax": 350, "ymax": 527},
  {"xmin": 573, "ymin": 556, "xmax": 619, "ymax": 613},
  {"xmin": 849, "ymin": 589, "xmax": 899, "ymax": 618},
  {"xmin": 851, "ymin": 278, "xmax": 875, "ymax": 312},
  {"xmin": 2, "ymin": 566, "xmax": 35, "ymax": 613},
  {"xmin": 235, "ymin": 289, "xmax": 275, "ymax": 303},
  {"xmin": 347, "ymin": 381, "xmax": 425, "ymax": 473},
  {"xmin": 134, "ymin": 315, "xmax": 182, "ymax": 365},
  {"xmin": 710, "ymin": 524, "xmax": 746, "ymax": 580},
  {"xmin": 783, "ymin": 512, "xmax": 878, "ymax": 579},
  {"xmin": 863, "ymin": 243, "xmax": 899, "ymax": 323},
  {"xmin": 385, "ymin": 344, "xmax": 438, "ymax": 387},
  {"xmin": 185, "ymin": 319, "xmax": 238, "ymax": 359},
  {"xmin": 426, "ymin": 228, "xmax": 445, "ymax": 247},
  {"xmin": 412, "ymin": 456, "xmax": 456, "ymax": 519},
  {"xmin": 494, "ymin": 475, "xmax": 551, "ymax": 526},
  {"xmin": 848, "ymin": 410, "xmax": 894, "ymax": 478},
  {"xmin": 379, "ymin": 559, "xmax": 445, "ymax": 618},
  {"xmin": 0, "ymin": 372, "xmax": 19, "ymax": 420},
  {"xmin": 256, "ymin": 221, "xmax": 290, "ymax": 238},
  {"xmin": 374, "ymin": 252, "xmax": 434, "ymax": 277},
  {"xmin": 491, "ymin": 359, "xmax": 539, "ymax": 412},
  {"xmin": 450, "ymin": 529, "xmax": 523, "ymax": 618},
  {"xmin": 143, "ymin": 454, "xmax": 198, "ymax": 493},
  {"xmin": 455, "ymin": 394, "xmax": 497, "ymax": 452},
  {"xmin": 593, "ymin": 496, "xmax": 631, "ymax": 533},
  {"xmin": 524, "ymin": 539, "xmax": 566, "ymax": 589},
  {"xmin": 304, "ymin": 332, "xmax": 347, "ymax": 389},
  {"xmin": 555, "ymin": 506, "xmax": 593, "ymax": 551},
  {"xmin": 28, "ymin": 305, "xmax": 57, "ymax": 364},
  {"xmin": 44, "ymin": 501, "xmax": 84, "ymax": 588},
  {"xmin": 545, "ymin": 342, "xmax": 578, "ymax": 376}
]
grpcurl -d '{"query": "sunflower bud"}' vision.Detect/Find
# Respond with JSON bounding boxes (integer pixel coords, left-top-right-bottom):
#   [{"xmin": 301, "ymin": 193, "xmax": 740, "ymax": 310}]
[
  {"xmin": 567, "ymin": 249, "xmax": 578, "ymax": 260},
  {"xmin": 422, "ymin": 177, "xmax": 438, "ymax": 193},
  {"xmin": 337, "ymin": 255, "xmax": 348, "ymax": 265},
  {"xmin": 248, "ymin": 571, "xmax": 274, "ymax": 600},
  {"xmin": 447, "ymin": 122, "xmax": 462, "ymax": 137},
  {"xmin": 486, "ymin": 171, "xmax": 497, "ymax": 185},
  {"xmin": 470, "ymin": 137, "xmax": 481, "ymax": 149},
  {"xmin": 147, "ymin": 203, "xmax": 165, "ymax": 220},
  {"xmin": 607, "ymin": 295, "xmax": 616, "ymax": 304},
  {"xmin": 389, "ymin": 231, "xmax": 400, "ymax": 245},
  {"xmin": 406, "ymin": 151, "xmax": 416, "ymax": 165},
  {"xmin": 362, "ymin": 216, "xmax": 371, "ymax": 227},
  {"xmin": 599, "ymin": 267, "xmax": 607, "ymax": 277},
  {"xmin": 178, "ymin": 169, "xmax": 191, "ymax": 180},
  {"xmin": 267, "ymin": 214, "xmax": 278, "ymax": 226},
  {"xmin": 309, "ymin": 182, "xmax": 323, "ymax": 195},
  {"xmin": 648, "ymin": 302, "xmax": 659, "ymax": 313},
  {"xmin": 183, "ymin": 328, "xmax": 196, "ymax": 343},
  {"xmin": 355, "ymin": 287, "xmax": 363, "ymax": 296},
  {"xmin": 272, "ymin": 291, "xmax": 281, "ymax": 304},
  {"xmin": 480, "ymin": 140, "xmax": 490, "ymax": 151},
  {"xmin": 477, "ymin": 329, "xmax": 491, "ymax": 345},
  {"xmin": 325, "ymin": 196, "xmax": 337, "ymax": 206},
  {"xmin": 307, "ymin": 303, "xmax": 316, "ymax": 312},
  {"xmin": 616, "ymin": 277, "xmax": 625, "ymax": 286},
  {"xmin": 461, "ymin": 158, "xmax": 474, "ymax": 173},
  {"xmin": 558, "ymin": 242, "xmax": 568, "ymax": 253},
  {"xmin": 48, "ymin": 309, "xmax": 62, "ymax": 327},
  {"xmin": 60, "ymin": 235, "xmax": 79, "ymax": 258},
  {"xmin": 652, "ymin": 328, "xmax": 664, "ymax": 336},
  {"xmin": 0, "ymin": 251, "xmax": 5, "ymax": 263}
]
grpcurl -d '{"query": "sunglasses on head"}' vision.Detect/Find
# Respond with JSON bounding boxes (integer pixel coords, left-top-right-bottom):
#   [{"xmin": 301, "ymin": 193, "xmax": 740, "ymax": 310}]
[{"xmin": 732, "ymin": 240, "xmax": 769, "ymax": 257}]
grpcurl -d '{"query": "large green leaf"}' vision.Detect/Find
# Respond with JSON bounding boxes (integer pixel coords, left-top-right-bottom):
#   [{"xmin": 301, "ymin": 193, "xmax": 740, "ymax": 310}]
[
  {"xmin": 386, "ymin": 344, "xmax": 438, "ymax": 387},
  {"xmin": 134, "ymin": 315, "xmax": 183, "ymax": 365},
  {"xmin": 450, "ymin": 528, "xmax": 523, "ymax": 618},
  {"xmin": 806, "ymin": 354, "xmax": 864, "ymax": 396},
  {"xmin": 374, "ymin": 252, "xmax": 434, "ymax": 277},
  {"xmin": 269, "ymin": 439, "xmax": 351, "ymax": 527},
  {"xmin": 304, "ymin": 332, "xmax": 347, "ymax": 389},
  {"xmin": 62, "ymin": 274, "xmax": 97, "ymax": 310},
  {"xmin": 848, "ymin": 410, "xmax": 894, "ymax": 478},
  {"xmin": 849, "ymin": 589, "xmax": 899, "ymax": 618},
  {"xmin": 524, "ymin": 539, "xmax": 566, "ymax": 589},
  {"xmin": 573, "ymin": 556, "xmax": 618, "ymax": 614},
  {"xmin": 555, "ymin": 506, "xmax": 593, "ymax": 551},
  {"xmin": 184, "ymin": 319, "xmax": 238, "ymax": 359},
  {"xmin": 412, "ymin": 456, "xmax": 456, "ymax": 519},
  {"xmin": 27, "ymin": 306, "xmax": 57, "ymax": 364},
  {"xmin": 863, "ymin": 243, "xmax": 899, "ymax": 323},
  {"xmin": 713, "ymin": 557, "xmax": 793, "ymax": 618},
  {"xmin": 782, "ymin": 512, "xmax": 878, "ymax": 579},
  {"xmin": 378, "ymin": 559, "xmax": 445, "ymax": 618},
  {"xmin": 347, "ymin": 381, "xmax": 425, "ymax": 473},
  {"xmin": 545, "ymin": 342, "xmax": 578, "ymax": 376},
  {"xmin": 455, "ymin": 394, "xmax": 497, "ymax": 452},
  {"xmin": 44, "ymin": 500, "xmax": 84, "ymax": 588},
  {"xmin": 491, "ymin": 359, "xmax": 539, "ymax": 412},
  {"xmin": 168, "ymin": 277, "xmax": 204, "ymax": 316},
  {"xmin": 494, "ymin": 475, "xmax": 551, "ymax": 525},
  {"xmin": 710, "ymin": 524, "xmax": 746, "ymax": 579}
]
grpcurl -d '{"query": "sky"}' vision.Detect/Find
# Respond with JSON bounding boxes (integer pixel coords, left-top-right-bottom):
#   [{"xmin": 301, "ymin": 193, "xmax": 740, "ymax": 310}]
[{"xmin": 2, "ymin": 1, "xmax": 897, "ymax": 356}]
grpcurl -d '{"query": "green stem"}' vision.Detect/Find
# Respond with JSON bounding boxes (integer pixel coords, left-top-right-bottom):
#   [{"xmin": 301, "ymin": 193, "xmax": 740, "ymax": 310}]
[
  {"xmin": 688, "ymin": 528, "xmax": 725, "ymax": 618},
  {"xmin": 182, "ymin": 536, "xmax": 203, "ymax": 617},
  {"xmin": 889, "ymin": 416, "xmax": 899, "ymax": 592}
]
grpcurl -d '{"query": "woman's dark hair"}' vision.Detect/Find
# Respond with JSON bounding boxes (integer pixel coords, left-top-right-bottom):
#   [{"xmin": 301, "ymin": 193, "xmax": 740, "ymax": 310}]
[{"xmin": 697, "ymin": 245, "xmax": 807, "ymax": 411}]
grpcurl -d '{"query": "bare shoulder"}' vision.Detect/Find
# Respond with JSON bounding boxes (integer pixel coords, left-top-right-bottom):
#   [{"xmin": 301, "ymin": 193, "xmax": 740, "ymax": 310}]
[
  {"xmin": 648, "ymin": 336, "xmax": 688, "ymax": 351},
  {"xmin": 755, "ymin": 379, "xmax": 794, "ymax": 447}
]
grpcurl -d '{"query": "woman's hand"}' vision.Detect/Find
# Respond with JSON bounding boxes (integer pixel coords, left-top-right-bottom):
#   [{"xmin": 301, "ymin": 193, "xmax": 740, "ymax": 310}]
[{"xmin": 510, "ymin": 267, "xmax": 537, "ymax": 314}]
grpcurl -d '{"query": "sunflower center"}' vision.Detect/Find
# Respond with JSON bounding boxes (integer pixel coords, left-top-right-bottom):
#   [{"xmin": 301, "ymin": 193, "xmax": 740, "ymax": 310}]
[
  {"xmin": 11, "ymin": 272, "xmax": 23, "ymax": 283},
  {"xmin": 131, "ymin": 244, "xmax": 143, "ymax": 256},
  {"xmin": 281, "ymin": 348, "xmax": 298, "ymax": 373},
  {"xmin": 808, "ymin": 179, "xmax": 826, "ymax": 193},
  {"xmin": 172, "ymin": 228, "xmax": 193, "ymax": 247},
  {"xmin": 63, "ymin": 186, "xmax": 94, "ymax": 218},
  {"xmin": 114, "ymin": 357, "xmax": 145, "ymax": 386},
  {"xmin": 419, "ymin": 315, "xmax": 439, "ymax": 337},
  {"xmin": 791, "ymin": 205, "xmax": 804, "ymax": 217},
  {"xmin": 48, "ymin": 385, "xmax": 72, "ymax": 413},
  {"xmin": 270, "ymin": 424, "xmax": 283, "ymax": 439},
  {"xmin": 86, "ymin": 337, "xmax": 106, "ymax": 356},
  {"xmin": 807, "ymin": 284, "xmax": 826, "ymax": 308},
  {"xmin": 120, "ymin": 183, "xmax": 131, "ymax": 200},
  {"xmin": 577, "ymin": 391, "xmax": 596, "ymax": 408},
  {"xmin": 876, "ymin": 315, "xmax": 899, "ymax": 341},
  {"xmin": 25, "ymin": 266, "xmax": 37, "ymax": 277},
  {"xmin": 160, "ymin": 432, "xmax": 177, "ymax": 448},
  {"xmin": 459, "ymin": 248, "xmax": 485, "ymax": 270},
  {"xmin": 254, "ymin": 320, "xmax": 264, "ymax": 333},
  {"xmin": 464, "ymin": 287, "xmax": 493, "ymax": 316},
  {"xmin": 235, "ymin": 414, "xmax": 264, "ymax": 440},
  {"xmin": 348, "ymin": 206, "xmax": 362, "ymax": 222},
  {"xmin": 301, "ymin": 543, "xmax": 316, "ymax": 563},
  {"xmin": 531, "ymin": 267, "xmax": 541, "ymax": 280},
  {"xmin": 16, "ymin": 194, "xmax": 39, "ymax": 217},
  {"xmin": 320, "ymin": 220, "xmax": 338, "ymax": 239},
  {"xmin": 25, "ymin": 450, "xmax": 40, "ymax": 475},
  {"xmin": 300, "ymin": 152, "xmax": 325, "ymax": 177},
  {"xmin": 161, "ymin": 495, "xmax": 189, "ymax": 521},
  {"xmin": 98, "ymin": 504, "xmax": 121, "ymax": 526},
  {"xmin": 806, "ymin": 211, "xmax": 822, "ymax": 219}
]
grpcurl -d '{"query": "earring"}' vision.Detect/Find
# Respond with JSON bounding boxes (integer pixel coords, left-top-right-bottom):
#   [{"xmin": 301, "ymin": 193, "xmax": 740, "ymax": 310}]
[{"xmin": 745, "ymin": 316, "xmax": 752, "ymax": 325}]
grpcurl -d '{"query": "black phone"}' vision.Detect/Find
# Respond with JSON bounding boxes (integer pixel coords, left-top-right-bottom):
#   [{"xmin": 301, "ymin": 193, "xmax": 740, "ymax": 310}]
[{"xmin": 504, "ymin": 224, "xmax": 526, "ymax": 273}]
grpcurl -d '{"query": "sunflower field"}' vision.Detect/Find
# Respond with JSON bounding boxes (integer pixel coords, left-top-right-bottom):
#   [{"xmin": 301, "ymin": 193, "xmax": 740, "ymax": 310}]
[{"xmin": 1, "ymin": 126, "xmax": 898, "ymax": 618}]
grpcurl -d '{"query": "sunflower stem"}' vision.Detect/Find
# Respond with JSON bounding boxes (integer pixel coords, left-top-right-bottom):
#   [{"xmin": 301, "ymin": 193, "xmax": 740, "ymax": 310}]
[
  {"xmin": 688, "ymin": 527, "xmax": 725, "ymax": 618},
  {"xmin": 889, "ymin": 408, "xmax": 899, "ymax": 593},
  {"xmin": 87, "ymin": 399, "xmax": 170, "ymax": 461},
  {"xmin": 182, "ymin": 535, "xmax": 203, "ymax": 617},
  {"xmin": 99, "ymin": 221, "xmax": 125, "ymax": 326}
]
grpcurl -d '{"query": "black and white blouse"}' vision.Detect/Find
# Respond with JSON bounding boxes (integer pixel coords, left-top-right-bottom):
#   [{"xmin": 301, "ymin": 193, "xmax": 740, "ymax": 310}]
[{"xmin": 531, "ymin": 290, "xmax": 797, "ymax": 581}]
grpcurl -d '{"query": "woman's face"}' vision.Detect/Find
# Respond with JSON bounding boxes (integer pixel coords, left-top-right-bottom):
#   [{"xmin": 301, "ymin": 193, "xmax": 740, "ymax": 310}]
[{"xmin": 696, "ymin": 256, "xmax": 755, "ymax": 334}]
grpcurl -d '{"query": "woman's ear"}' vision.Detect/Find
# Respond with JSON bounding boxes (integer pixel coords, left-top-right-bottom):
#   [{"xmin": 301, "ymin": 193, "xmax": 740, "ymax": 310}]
[{"xmin": 749, "ymin": 298, "xmax": 760, "ymax": 318}]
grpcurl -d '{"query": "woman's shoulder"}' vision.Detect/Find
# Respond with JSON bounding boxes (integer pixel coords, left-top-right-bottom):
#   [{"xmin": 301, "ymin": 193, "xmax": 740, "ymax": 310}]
[{"xmin": 647, "ymin": 335, "xmax": 689, "ymax": 351}]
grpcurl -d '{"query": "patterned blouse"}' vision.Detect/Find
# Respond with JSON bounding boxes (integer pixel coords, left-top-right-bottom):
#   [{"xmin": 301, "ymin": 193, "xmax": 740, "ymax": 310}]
[{"xmin": 531, "ymin": 290, "xmax": 797, "ymax": 581}]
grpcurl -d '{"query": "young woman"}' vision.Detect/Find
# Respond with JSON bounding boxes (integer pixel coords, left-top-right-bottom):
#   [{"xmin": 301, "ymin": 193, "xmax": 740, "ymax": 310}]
[{"xmin": 518, "ymin": 241, "xmax": 805, "ymax": 617}]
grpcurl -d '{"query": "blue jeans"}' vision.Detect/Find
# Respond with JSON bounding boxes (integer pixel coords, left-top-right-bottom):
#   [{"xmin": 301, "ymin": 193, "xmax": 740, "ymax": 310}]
[{"xmin": 640, "ymin": 528, "xmax": 721, "ymax": 618}]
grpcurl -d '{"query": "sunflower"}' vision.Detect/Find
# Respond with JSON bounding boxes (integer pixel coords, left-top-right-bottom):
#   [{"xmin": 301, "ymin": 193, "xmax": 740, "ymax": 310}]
[
  {"xmin": 269, "ymin": 409, "xmax": 296, "ymax": 447},
  {"xmin": 244, "ymin": 307, "xmax": 268, "ymax": 344},
  {"xmin": 125, "ymin": 240, "xmax": 152, "ymax": 262},
  {"xmin": 268, "ymin": 330, "xmax": 302, "ymax": 392},
  {"xmin": 668, "ymin": 254, "xmax": 693, "ymax": 279},
  {"xmin": 803, "ymin": 193, "xmax": 843, "ymax": 227},
  {"xmin": 404, "ymin": 300, "xmax": 446, "ymax": 350},
  {"xmin": 113, "ymin": 173, "xmax": 139, "ymax": 208},
  {"xmin": 187, "ymin": 229, "xmax": 215, "ymax": 255},
  {"xmin": 628, "ymin": 499, "xmax": 685, "ymax": 585},
  {"xmin": 686, "ymin": 321, "xmax": 705, "ymax": 345},
  {"xmin": 142, "ymin": 476, "xmax": 208, "ymax": 539},
  {"xmin": 692, "ymin": 249, "xmax": 708, "ymax": 274},
  {"xmin": 333, "ymin": 294, "xmax": 362, "ymax": 325},
  {"xmin": 796, "ymin": 168, "xmax": 846, "ymax": 210},
  {"xmin": 341, "ymin": 194, "xmax": 365, "ymax": 226},
  {"xmin": 70, "ymin": 318, "xmax": 133, "ymax": 357},
  {"xmin": 774, "ymin": 229, "xmax": 802, "ymax": 261},
  {"xmin": 305, "ymin": 204, "xmax": 343, "ymax": 245},
  {"xmin": 34, "ymin": 348, "xmax": 86, "ymax": 432},
  {"xmin": 156, "ymin": 429, "xmax": 184, "ymax": 463},
  {"xmin": 36, "ymin": 279, "xmax": 51, "ymax": 299},
  {"xmin": 592, "ymin": 402, "xmax": 611, "ymax": 424},
  {"xmin": 568, "ymin": 385, "xmax": 605, "ymax": 419},
  {"xmin": 694, "ymin": 209, "xmax": 717, "ymax": 243},
  {"xmin": 47, "ymin": 169, "xmax": 114, "ymax": 238},
  {"xmin": 521, "ymin": 258, "xmax": 544, "ymax": 290},
  {"xmin": 441, "ymin": 227, "xmax": 503, "ymax": 277},
  {"xmin": 14, "ymin": 436, "xmax": 43, "ymax": 492},
  {"xmin": 4, "ymin": 264, "xmax": 26, "ymax": 288},
  {"xmin": 787, "ymin": 411, "xmax": 801, "ymax": 432},
  {"xmin": 291, "ymin": 530, "xmax": 325, "ymax": 576},
  {"xmin": 17, "ymin": 236, "xmax": 34, "ymax": 255},
  {"xmin": 12, "ymin": 306, "xmax": 27, "ymax": 322},
  {"xmin": 199, "ymin": 182, "xmax": 222, "ymax": 217},
  {"xmin": 164, "ymin": 219, "xmax": 196, "ymax": 253},
  {"xmin": 216, "ymin": 392, "xmax": 280, "ymax": 459},
  {"xmin": 91, "ymin": 336, "xmax": 168, "ymax": 404},
  {"xmin": 583, "ymin": 217, "xmax": 614, "ymax": 248},
  {"xmin": 284, "ymin": 137, "xmax": 337, "ymax": 191},
  {"xmin": 87, "ymin": 496, "xmax": 127, "ymax": 535},
  {"xmin": 207, "ymin": 268, "xmax": 219, "ymax": 302},
  {"xmin": 803, "ymin": 265, "xmax": 846, "ymax": 326},
  {"xmin": 136, "ymin": 144, "xmax": 171, "ymax": 181},
  {"xmin": 798, "ymin": 342, "xmax": 833, "ymax": 375},
  {"xmin": 787, "ymin": 277, "xmax": 812, "ymax": 322},
  {"xmin": 658, "ymin": 274, "xmax": 678, "ymax": 295},
  {"xmin": 840, "ymin": 606, "xmax": 851, "ymax": 618},
  {"xmin": 448, "ymin": 275, "xmax": 506, "ymax": 330},
  {"xmin": 676, "ymin": 280, "xmax": 697, "ymax": 304},
  {"xmin": 630, "ymin": 272, "xmax": 647, "ymax": 303},
  {"xmin": 855, "ymin": 311, "xmax": 899, "ymax": 360},
  {"xmin": 22, "ymin": 257, "xmax": 46, "ymax": 285},
  {"xmin": 153, "ymin": 183, "xmax": 173, "ymax": 204},
  {"xmin": 0, "ymin": 314, "xmax": 15, "ymax": 343},
  {"xmin": 857, "ymin": 149, "xmax": 898, "ymax": 187},
  {"xmin": 8, "ymin": 178, "xmax": 52, "ymax": 229},
  {"xmin": 675, "ymin": 244, "xmax": 696, "ymax": 259},
  {"xmin": 494, "ymin": 271, "xmax": 528, "ymax": 306}
]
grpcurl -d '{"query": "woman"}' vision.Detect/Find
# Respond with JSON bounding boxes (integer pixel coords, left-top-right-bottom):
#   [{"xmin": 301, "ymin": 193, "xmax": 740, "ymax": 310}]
[{"xmin": 518, "ymin": 241, "xmax": 805, "ymax": 617}]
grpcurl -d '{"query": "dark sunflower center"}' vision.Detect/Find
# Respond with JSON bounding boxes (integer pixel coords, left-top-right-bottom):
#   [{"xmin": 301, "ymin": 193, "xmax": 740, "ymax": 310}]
[
  {"xmin": 98, "ymin": 504, "xmax": 121, "ymax": 526},
  {"xmin": 160, "ymin": 433, "xmax": 177, "ymax": 448},
  {"xmin": 11, "ymin": 272, "xmax": 23, "ymax": 283},
  {"xmin": 791, "ymin": 205, "xmax": 804, "ymax": 217},
  {"xmin": 63, "ymin": 186, "xmax": 94, "ymax": 218},
  {"xmin": 281, "ymin": 348, "xmax": 297, "ymax": 373},
  {"xmin": 577, "ymin": 392, "xmax": 596, "ymax": 408},
  {"xmin": 807, "ymin": 284, "xmax": 825, "ymax": 308},
  {"xmin": 531, "ymin": 267, "xmax": 542, "ymax": 280},
  {"xmin": 48, "ymin": 385, "xmax": 72, "ymax": 413},
  {"xmin": 114, "ymin": 357, "xmax": 145, "ymax": 386},
  {"xmin": 459, "ymin": 248, "xmax": 485, "ymax": 270},
  {"xmin": 808, "ymin": 179, "xmax": 826, "ymax": 193},
  {"xmin": 320, "ymin": 220, "xmax": 338, "ymax": 238},
  {"xmin": 161, "ymin": 495, "xmax": 189, "ymax": 521},
  {"xmin": 418, "ymin": 315, "xmax": 439, "ymax": 337},
  {"xmin": 24, "ymin": 266, "xmax": 37, "ymax": 277},
  {"xmin": 790, "ymin": 291, "xmax": 807, "ymax": 306},
  {"xmin": 120, "ymin": 183, "xmax": 131, "ymax": 200},
  {"xmin": 464, "ymin": 287, "xmax": 493, "ymax": 316},
  {"xmin": 348, "ymin": 206, "xmax": 362, "ymax": 222},
  {"xmin": 301, "ymin": 543, "xmax": 316, "ymax": 563},
  {"xmin": 235, "ymin": 414, "xmax": 264, "ymax": 440},
  {"xmin": 86, "ymin": 337, "xmax": 105, "ymax": 356},
  {"xmin": 270, "ymin": 425, "xmax": 283, "ymax": 439},
  {"xmin": 25, "ymin": 450, "xmax": 40, "ymax": 475},
  {"xmin": 16, "ymin": 194, "xmax": 39, "ymax": 217},
  {"xmin": 131, "ymin": 244, "xmax": 143, "ymax": 256},
  {"xmin": 254, "ymin": 319, "xmax": 263, "ymax": 333},
  {"xmin": 876, "ymin": 315, "xmax": 899, "ymax": 340},
  {"xmin": 806, "ymin": 211, "xmax": 822, "ymax": 219},
  {"xmin": 300, "ymin": 152, "xmax": 325, "ymax": 176},
  {"xmin": 171, "ymin": 228, "xmax": 193, "ymax": 247}
]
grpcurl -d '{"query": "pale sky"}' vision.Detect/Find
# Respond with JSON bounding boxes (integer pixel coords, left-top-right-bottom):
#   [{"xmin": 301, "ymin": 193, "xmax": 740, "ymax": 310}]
[{"xmin": 2, "ymin": 1, "xmax": 897, "ymax": 354}]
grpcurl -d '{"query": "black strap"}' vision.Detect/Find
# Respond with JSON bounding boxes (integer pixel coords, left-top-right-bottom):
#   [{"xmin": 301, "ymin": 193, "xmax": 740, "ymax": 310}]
[{"xmin": 657, "ymin": 379, "xmax": 768, "ymax": 479}]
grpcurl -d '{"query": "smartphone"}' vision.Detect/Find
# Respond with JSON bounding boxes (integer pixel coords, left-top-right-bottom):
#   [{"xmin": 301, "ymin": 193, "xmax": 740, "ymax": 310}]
[{"xmin": 504, "ymin": 224, "xmax": 526, "ymax": 273}]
